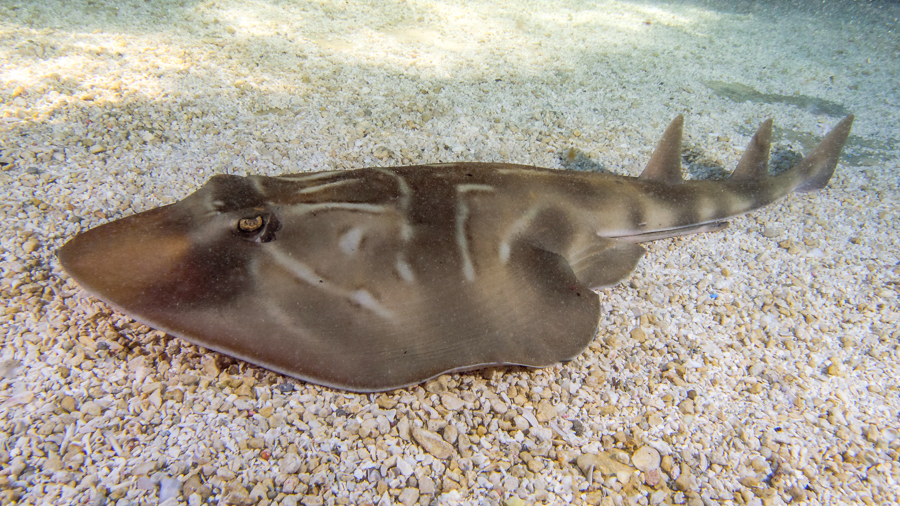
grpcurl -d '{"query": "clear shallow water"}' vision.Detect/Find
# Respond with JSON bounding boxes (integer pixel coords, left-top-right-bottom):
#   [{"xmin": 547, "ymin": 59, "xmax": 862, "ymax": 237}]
[{"xmin": 1, "ymin": 1, "xmax": 898, "ymax": 505}]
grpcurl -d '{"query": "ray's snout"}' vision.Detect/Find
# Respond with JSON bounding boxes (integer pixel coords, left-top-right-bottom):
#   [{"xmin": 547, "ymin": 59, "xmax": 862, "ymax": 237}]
[{"xmin": 58, "ymin": 205, "xmax": 195, "ymax": 310}]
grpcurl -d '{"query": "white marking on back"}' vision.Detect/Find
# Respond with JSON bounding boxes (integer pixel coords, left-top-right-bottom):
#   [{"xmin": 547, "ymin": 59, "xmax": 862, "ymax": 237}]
[
  {"xmin": 399, "ymin": 223, "xmax": 413, "ymax": 242},
  {"xmin": 496, "ymin": 168, "xmax": 546, "ymax": 177},
  {"xmin": 351, "ymin": 290, "xmax": 393, "ymax": 319},
  {"xmin": 395, "ymin": 257, "xmax": 415, "ymax": 283},
  {"xmin": 297, "ymin": 179, "xmax": 359, "ymax": 194},
  {"xmin": 277, "ymin": 171, "xmax": 342, "ymax": 181},
  {"xmin": 282, "ymin": 202, "xmax": 389, "ymax": 217},
  {"xmin": 499, "ymin": 242, "xmax": 511, "ymax": 264},
  {"xmin": 266, "ymin": 247, "xmax": 393, "ymax": 319},
  {"xmin": 696, "ymin": 195, "xmax": 720, "ymax": 222},
  {"xmin": 250, "ymin": 176, "xmax": 266, "ymax": 196},
  {"xmin": 455, "ymin": 184, "xmax": 495, "ymax": 282},
  {"xmin": 373, "ymin": 168, "xmax": 414, "ymax": 241},
  {"xmin": 266, "ymin": 247, "xmax": 325, "ymax": 287},
  {"xmin": 499, "ymin": 206, "xmax": 542, "ymax": 264},
  {"xmin": 339, "ymin": 227, "xmax": 364, "ymax": 255},
  {"xmin": 458, "ymin": 184, "xmax": 495, "ymax": 193}
]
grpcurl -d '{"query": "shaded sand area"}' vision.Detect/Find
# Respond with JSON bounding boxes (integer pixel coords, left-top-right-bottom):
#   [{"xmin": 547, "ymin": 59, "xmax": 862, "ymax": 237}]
[{"xmin": 1, "ymin": 0, "xmax": 899, "ymax": 504}]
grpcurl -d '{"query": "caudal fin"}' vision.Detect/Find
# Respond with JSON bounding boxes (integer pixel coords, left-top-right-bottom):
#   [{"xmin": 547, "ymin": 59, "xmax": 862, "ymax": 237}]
[{"xmin": 789, "ymin": 114, "xmax": 854, "ymax": 193}]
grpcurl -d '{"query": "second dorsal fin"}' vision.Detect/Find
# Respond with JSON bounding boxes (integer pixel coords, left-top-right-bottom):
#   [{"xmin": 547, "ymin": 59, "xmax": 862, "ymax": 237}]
[
  {"xmin": 640, "ymin": 115, "xmax": 684, "ymax": 184},
  {"xmin": 730, "ymin": 119, "xmax": 773, "ymax": 181}
]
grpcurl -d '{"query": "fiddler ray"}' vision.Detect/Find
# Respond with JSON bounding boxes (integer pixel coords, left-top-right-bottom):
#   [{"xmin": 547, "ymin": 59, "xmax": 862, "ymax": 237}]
[{"xmin": 59, "ymin": 114, "xmax": 854, "ymax": 391}]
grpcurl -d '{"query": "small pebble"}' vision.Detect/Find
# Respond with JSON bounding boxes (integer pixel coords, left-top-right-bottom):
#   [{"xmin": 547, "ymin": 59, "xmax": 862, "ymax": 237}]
[
  {"xmin": 441, "ymin": 393, "xmax": 465, "ymax": 411},
  {"xmin": 674, "ymin": 464, "xmax": 698, "ymax": 492},
  {"xmin": 762, "ymin": 225, "xmax": 784, "ymax": 238},
  {"xmin": 58, "ymin": 396, "xmax": 76, "ymax": 413},
  {"xmin": 80, "ymin": 400, "xmax": 102, "ymax": 417},
  {"xmin": 576, "ymin": 452, "xmax": 635, "ymax": 483},
  {"xmin": 632, "ymin": 446, "xmax": 661, "ymax": 472},
  {"xmin": 411, "ymin": 426, "xmax": 454, "ymax": 459},
  {"xmin": 222, "ymin": 482, "xmax": 252, "ymax": 505},
  {"xmin": 280, "ymin": 453, "xmax": 302, "ymax": 474},
  {"xmin": 398, "ymin": 488, "xmax": 419, "ymax": 506},
  {"xmin": 159, "ymin": 478, "xmax": 181, "ymax": 503},
  {"xmin": 22, "ymin": 238, "xmax": 39, "ymax": 253}
]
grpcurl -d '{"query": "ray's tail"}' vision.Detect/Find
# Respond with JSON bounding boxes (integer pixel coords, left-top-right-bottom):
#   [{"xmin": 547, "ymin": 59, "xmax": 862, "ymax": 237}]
[{"xmin": 623, "ymin": 114, "xmax": 854, "ymax": 243}]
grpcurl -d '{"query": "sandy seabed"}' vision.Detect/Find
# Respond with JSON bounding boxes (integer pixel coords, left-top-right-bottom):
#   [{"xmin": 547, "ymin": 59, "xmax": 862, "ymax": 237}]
[{"xmin": 1, "ymin": 0, "xmax": 899, "ymax": 505}]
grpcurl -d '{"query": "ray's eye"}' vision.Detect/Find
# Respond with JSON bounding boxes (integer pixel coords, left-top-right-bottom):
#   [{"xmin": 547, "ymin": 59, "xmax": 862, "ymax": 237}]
[
  {"xmin": 238, "ymin": 216, "xmax": 264, "ymax": 233},
  {"xmin": 234, "ymin": 213, "xmax": 280, "ymax": 243}
]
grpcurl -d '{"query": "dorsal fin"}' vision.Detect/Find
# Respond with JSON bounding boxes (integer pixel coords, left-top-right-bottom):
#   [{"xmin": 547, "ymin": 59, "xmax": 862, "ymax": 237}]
[
  {"xmin": 730, "ymin": 119, "xmax": 773, "ymax": 180},
  {"xmin": 640, "ymin": 115, "xmax": 684, "ymax": 184}
]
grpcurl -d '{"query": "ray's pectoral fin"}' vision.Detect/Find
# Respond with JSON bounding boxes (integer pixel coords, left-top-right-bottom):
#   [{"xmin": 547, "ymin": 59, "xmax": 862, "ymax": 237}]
[
  {"xmin": 477, "ymin": 240, "xmax": 602, "ymax": 368},
  {"xmin": 566, "ymin": 237, "xmax": 647, "ymax": 289}
]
